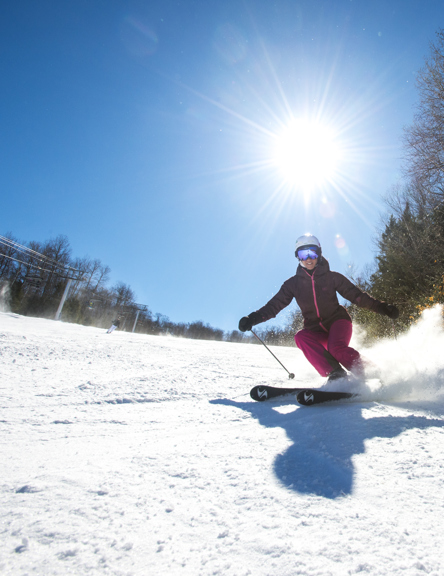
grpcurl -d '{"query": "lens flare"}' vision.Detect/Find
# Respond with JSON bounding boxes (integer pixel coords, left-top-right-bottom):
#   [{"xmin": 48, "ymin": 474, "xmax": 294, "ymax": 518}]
[{"xmin": 334, "ymin": 234, "xmax": 349, "ymax": 256}]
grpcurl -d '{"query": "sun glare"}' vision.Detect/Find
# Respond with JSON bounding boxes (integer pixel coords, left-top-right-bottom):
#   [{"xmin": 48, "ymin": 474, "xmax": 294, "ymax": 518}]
[{"xmin": 273, "ymin": 118, "xmax": 341, "ymax": 190}]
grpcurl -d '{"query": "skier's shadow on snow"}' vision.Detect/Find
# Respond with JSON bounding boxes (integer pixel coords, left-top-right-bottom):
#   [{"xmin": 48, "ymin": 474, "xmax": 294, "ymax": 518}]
[{"xmin": 210, "ymin": 397, "xmax": 444, "ymax": 499}]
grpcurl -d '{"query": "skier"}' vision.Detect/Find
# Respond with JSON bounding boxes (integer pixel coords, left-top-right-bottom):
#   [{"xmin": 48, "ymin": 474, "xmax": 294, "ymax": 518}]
[
  {"xmin": 106, "ymin": 317, "xmax": 121, "ymax": 334},
  {"xmin": 238, "ymin": 234, "xmax": 399, "ymax": 382}
]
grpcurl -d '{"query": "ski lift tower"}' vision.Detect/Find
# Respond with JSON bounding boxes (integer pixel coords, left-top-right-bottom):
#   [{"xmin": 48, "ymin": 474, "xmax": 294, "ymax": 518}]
[
  {"xmin": 131, "ymin": 304, "xmax": 148, "ymax": 332},
  {"xmin": 54, "ymin": 272, "xmax": 83, "ymax": 321}
]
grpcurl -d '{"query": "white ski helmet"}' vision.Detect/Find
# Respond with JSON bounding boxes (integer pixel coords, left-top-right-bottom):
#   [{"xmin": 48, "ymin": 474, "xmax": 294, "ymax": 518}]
[{"xmin": 295, "ymin": 233, "xmax": 322, "ymax": 258}]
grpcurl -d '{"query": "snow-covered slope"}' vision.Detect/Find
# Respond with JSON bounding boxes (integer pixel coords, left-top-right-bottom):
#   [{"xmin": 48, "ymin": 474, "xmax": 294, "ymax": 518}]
[{"xmin": 1, "ymin": 309, "xmax": 444, "ymax": 575}]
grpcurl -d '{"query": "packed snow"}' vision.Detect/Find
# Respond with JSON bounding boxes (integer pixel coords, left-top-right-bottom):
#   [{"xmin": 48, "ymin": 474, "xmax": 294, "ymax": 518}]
[{"xmin": 1, "ymin": 307, "xmax": 444, "ymax": 575}]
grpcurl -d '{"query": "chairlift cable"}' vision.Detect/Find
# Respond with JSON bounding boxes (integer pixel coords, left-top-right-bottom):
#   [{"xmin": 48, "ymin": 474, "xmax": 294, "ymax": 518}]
[
  {"xmin": 0, "ymin": 252, "xmax": 71, "ymax": 276},
  {"xmin": 0, "ymin": 239, "xmax": 69, "ymax": 272},
  {"xmin": 0, "ymin": 235, "xmax": 81, "ymax": 274},
  {"xmin": 0, "ymin": 251, "xmax": 82, "ymax": 279},
  {"xmin": 0, "ymin": 235, "xmax": 81, "ymax": 273}
]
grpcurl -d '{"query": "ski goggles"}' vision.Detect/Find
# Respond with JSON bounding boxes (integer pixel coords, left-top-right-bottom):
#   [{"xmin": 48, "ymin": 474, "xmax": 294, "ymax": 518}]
[{"xmin": 297, "ymin": 247, "xmax": 319, "ymax": 261}]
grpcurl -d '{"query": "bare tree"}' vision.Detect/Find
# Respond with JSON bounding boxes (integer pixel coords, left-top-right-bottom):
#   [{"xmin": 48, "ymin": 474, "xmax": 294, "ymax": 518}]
[
  {"xmin": 403, "ymin": 30, "xmax": 444, "ymax": 204},
  {"xmin": 91, "ymin": 263, "xmax": 111, "ymax": 292},
  {"xmin": 112, "ymin": 282, "xmax": 136, "ymax": 307}
]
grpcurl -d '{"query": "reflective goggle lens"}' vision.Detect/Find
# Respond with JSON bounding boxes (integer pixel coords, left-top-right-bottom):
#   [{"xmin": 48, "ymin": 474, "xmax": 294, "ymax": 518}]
[{"xmin": 297, "ymin": 248, "xmax": 319, "ymax": 261}]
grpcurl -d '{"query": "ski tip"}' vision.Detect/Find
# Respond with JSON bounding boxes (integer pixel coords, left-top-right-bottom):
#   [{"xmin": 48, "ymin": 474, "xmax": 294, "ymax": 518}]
[
  {"xmin": 250, "ymin": 386, "xmax": 269, "ymax": 402},
  {"xmin": 296, "ymin": 390, "xmax": 315, "ymax": 405}
]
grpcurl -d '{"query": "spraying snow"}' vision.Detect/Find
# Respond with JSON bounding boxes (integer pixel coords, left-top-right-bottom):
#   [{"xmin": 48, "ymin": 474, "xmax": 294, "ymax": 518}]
[{"xmin": 0, "ymin": 283, "xmax": 10, "ymax": 313}]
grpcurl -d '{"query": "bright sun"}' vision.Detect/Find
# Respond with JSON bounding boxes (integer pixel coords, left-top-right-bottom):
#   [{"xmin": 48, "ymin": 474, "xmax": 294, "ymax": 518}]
[{"xmin": 273, "ymin": 118, "xmax": 341, "ymax": 190}]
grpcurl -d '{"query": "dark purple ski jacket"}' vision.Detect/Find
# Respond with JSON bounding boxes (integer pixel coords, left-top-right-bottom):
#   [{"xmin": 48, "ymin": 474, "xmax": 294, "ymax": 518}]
[{"xmin": 253, "ymin": 257, "xmax": 385, "ymax": 333}]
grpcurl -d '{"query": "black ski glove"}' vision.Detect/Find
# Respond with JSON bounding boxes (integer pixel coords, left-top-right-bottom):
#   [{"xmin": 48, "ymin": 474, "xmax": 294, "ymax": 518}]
[
  {"xmin": 379, "ymin": 302, "xmax": 399, "ymax": 320},
  {"xmin": 238, "ymin": 312, "xmax": 262, "ymax": 332}
]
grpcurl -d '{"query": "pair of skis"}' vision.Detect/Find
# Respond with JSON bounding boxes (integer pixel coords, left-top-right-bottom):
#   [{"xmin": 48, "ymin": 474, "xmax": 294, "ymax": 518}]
[
  {"xmin": 247, "ymin": 331, "xmax": 360, "ymax": 406},
  {"xmin": 250, "ymin": 384, "xmax": 358, "ymax": 406}
]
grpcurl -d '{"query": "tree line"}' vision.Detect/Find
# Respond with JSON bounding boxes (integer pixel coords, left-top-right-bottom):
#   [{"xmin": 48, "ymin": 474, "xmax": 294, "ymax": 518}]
[
  {"xmin": 3, "ymin": 31, "xmax": 444, "ymax": 346},
  {"xmin": 0, "ymin": 232, "xmax": 232, "ymax": 340}
]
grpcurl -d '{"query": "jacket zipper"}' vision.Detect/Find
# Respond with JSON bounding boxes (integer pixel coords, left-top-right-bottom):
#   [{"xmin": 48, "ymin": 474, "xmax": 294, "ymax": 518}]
[{"xmin": 304, "ymin": 268, "xmax": 328, "ymax": 332}]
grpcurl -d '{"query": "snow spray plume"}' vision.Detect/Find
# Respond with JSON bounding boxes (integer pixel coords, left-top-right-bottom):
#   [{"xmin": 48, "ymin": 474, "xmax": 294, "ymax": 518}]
[
  {"xmin": 360, "ymin": 305, "xmax": 444, "ymax": 403},
  {"xmin": 251, "ymin": 329, "xmax": 295, "ymax": 379},
  {"xmin": 0, "ymin": 282, "xmax": 10, "ymax": 313}
]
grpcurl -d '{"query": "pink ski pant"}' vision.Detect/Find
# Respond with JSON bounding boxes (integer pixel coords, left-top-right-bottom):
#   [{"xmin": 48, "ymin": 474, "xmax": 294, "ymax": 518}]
[{"xmin": 294, "ymin": 319, "xmax": 361, "ymax": 377}]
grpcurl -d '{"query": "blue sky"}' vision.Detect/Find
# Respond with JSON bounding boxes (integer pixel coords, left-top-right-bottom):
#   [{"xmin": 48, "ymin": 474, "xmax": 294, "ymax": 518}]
[{"xmin": 1, "ymin": 0, "xmax": 442, "ymax": 332}]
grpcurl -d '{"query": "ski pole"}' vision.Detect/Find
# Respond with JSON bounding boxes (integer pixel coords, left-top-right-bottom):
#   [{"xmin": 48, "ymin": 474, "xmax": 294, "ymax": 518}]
[{"xmin": 251, "ymin": 329, "xmax": 295, "ymax": 379}]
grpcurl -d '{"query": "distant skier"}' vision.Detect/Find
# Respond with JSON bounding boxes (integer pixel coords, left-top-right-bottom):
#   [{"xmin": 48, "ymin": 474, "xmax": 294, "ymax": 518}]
[
  {"xmin": 107, "ymin": 317, "xmax": 121, "ymax": 334},
  {"xmin": 238, "ymin": 233, "xmax": 399, "ymax": 382}
]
